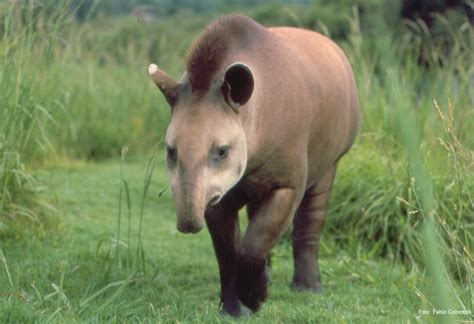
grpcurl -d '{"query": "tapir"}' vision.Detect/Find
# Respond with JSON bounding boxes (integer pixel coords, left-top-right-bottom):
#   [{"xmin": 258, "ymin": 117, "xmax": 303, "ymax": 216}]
[{"xmin": 149, "ymin": 14, "xmax": 359, "ymax": 316}]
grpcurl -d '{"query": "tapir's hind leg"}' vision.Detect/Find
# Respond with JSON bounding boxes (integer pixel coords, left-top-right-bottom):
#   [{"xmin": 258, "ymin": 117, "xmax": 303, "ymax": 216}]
[{"xmin": 291, "ymin": 166, "xmax": 336, "ymax": 291}]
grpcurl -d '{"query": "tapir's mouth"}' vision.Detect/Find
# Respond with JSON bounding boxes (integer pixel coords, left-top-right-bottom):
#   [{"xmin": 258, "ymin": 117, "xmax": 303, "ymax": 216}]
[{"xmin": 207, "ymin": 193, "xmax": 222, "ymax": 207}]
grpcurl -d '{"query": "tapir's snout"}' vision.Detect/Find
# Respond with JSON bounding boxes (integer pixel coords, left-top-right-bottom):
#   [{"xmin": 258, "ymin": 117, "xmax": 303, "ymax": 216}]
[
  {"xmin": 172, "ymin": 173, "xmax": 226, "ymax": 234},
  {"xmin": 175, "ymin": 199, "xmax": 205, "ymax": 234},
  {"xmin": 173, "ymin": 180, "xmax": 207, "ymax": 234},
  {"xmin": 176, "ymin": 217, "xmax": 204, "ymax": 234},
  {"xmin": 175, "ymin": 193, "xmax": 222, "ymax": 234}
]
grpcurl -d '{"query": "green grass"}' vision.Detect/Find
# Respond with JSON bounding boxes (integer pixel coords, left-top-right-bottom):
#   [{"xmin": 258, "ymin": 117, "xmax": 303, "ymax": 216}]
[
  {"xmin": 0, "ymin": 0, "xmax": 62, "ymax": 234},
  {"xmin": 1, "ymin": 156, "xmax": 424, "ymax": 322}
]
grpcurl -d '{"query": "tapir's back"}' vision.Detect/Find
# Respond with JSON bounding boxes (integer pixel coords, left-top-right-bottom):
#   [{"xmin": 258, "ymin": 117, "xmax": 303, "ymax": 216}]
[{"xmin": 259, "ymin": 26, "xmax": 360, "ymax": 183}]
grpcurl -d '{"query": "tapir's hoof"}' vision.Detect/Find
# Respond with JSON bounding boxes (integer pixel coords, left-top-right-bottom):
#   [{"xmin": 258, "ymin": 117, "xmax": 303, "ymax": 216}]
[
  {"xmin": 235, "ymin": 257, "xmax": 269, "ymax": 311},
  {"xmin": 219, "ymin": 300, "xmax": 251, "ymax": 317},
  {"xmin": 291, "ymin": 279, "xmax": 322, "ymax": 292}
]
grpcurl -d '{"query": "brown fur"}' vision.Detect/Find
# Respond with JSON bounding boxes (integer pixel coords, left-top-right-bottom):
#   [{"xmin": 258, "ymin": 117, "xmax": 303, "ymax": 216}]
[{"xmin": 186, "ymin": 14, "xmax": 256, "ymax": 95}]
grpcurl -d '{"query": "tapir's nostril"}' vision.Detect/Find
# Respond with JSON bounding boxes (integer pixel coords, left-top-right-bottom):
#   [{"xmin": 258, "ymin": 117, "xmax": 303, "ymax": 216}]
[
  {"xmin": 177, "ymin": 220, "xmax": 203, "ymax": 234},
  {"xmin": 208, "ymin": 193, "xmax": 222, "ymax": 207}
]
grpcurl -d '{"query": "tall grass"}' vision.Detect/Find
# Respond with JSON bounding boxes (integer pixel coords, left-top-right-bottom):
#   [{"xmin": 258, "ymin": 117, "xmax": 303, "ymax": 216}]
[
  {"xmin": 35, "ymin": 11, "xmax": 205, "ymax": 160},
  {"xmin": 325, "ymin": 8, "xmax": 473, "ymax": 320},
  {"xmin": 0, "ymin": 0, "xmax": 66, "ymax": 233},
  {"xmin": 110, "ymin": 142, "xmax": 162, "ymax": 274}
]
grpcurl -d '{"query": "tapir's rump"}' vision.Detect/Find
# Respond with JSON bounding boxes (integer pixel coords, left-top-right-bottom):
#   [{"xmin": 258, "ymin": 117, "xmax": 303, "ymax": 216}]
[{"xmin": 149, "ymin": 14, "xmax": 359, "ymax": 316}]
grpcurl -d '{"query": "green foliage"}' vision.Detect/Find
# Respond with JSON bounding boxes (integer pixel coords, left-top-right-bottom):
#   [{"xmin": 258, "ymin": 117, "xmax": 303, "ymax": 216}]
[
  {"xmin": 325, "ymin": 10, "xmax": 473, "ymax": 319},
  {"xmin": 0, "ymin": 0, "xmax": 64, "ymax": 233},
  {"xmin": 327, "ymin": 11, "xmax": 473, "ymax": 264}
]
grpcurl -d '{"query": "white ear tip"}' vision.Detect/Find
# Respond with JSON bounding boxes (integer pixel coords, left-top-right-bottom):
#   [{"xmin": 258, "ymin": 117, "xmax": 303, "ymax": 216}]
[{"xmin": 149, "ymin": 64, "xmax": 159, "ymax": 75}]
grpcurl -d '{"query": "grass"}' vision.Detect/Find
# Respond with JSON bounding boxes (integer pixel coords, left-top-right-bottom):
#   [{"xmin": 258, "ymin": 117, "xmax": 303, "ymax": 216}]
[
  {"xmin": 0, "ymin": 0, "xmax": 62, "ymax": 235},
  {"xmin": 1, "ymin": 155, "xmax": 423, "ymax": 322}
]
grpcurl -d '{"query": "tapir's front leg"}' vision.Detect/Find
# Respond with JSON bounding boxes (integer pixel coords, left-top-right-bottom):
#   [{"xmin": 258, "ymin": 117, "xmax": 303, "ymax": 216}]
[
  {"xmin": 205, "ymin": 202, "xmax": 249, "ymax": 317},
  {"xmin": 236, "ymin": 188, "xmax": 299, "ymax": 310}
]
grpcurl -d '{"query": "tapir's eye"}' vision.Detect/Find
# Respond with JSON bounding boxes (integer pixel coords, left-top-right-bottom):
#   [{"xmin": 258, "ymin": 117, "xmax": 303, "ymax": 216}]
[
  {"xmin": 211, "ymin": 146, "xmax": 229, "ymax": 163},
  {"xmin": 167, "ymin": 146, "xmax": 177, "ymax": 162},
  {"xmin": 217, "ymin": 146, "xmax": 229, "ymax": 159}
]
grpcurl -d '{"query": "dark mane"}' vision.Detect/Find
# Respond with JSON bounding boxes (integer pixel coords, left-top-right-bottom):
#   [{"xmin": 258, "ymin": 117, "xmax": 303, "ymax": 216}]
[{"xmin": 186, "ymin": 14, "xmax": 256, "ymax": 95}]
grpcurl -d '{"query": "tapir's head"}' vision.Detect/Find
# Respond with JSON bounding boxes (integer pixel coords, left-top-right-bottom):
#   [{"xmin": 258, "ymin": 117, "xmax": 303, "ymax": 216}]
[{"xmin": 148, "ymin": 62, "xmax": 254, "ymax": 234}]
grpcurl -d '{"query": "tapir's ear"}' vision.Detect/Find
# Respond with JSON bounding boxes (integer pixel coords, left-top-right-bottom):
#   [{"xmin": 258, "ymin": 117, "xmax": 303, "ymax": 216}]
[
  {"xmin": 149, "ymin": 63, "xmax": 180, "ymax": 106},
  {"xmin": 221, "ymin": 63, "xmax": 254, "ymax": 110}
]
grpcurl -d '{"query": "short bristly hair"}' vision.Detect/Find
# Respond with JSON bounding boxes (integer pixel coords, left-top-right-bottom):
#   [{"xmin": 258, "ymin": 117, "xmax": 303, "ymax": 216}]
[{"xmin": 186, "ymin": 14, "xmax": 255, "ymax": 96}]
